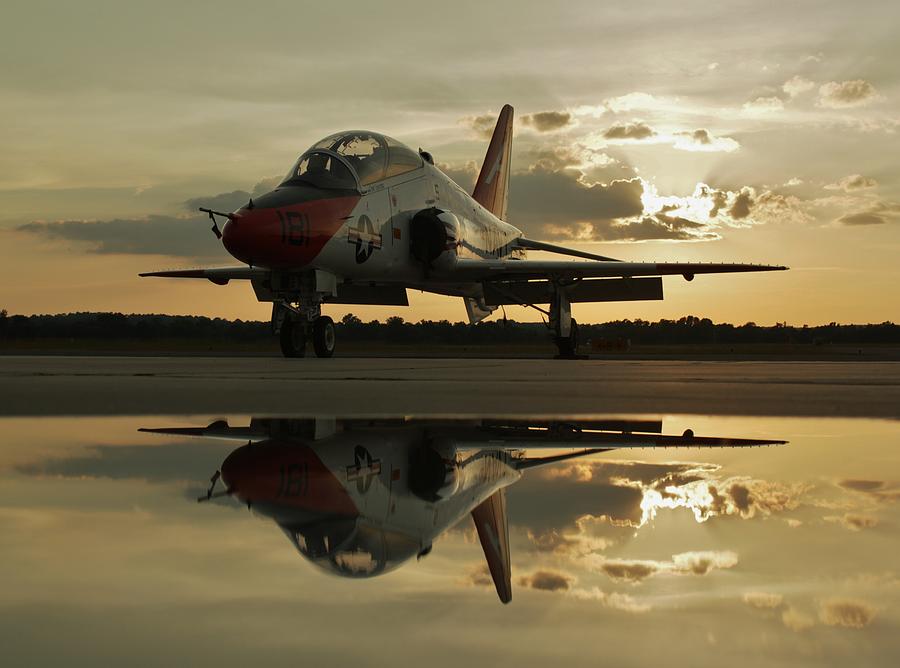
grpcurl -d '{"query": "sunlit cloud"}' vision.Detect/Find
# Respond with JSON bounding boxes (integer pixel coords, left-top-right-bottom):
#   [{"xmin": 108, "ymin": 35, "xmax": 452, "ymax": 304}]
[
  {"xmin": 567, "ymin": 587, "xmax": 652, "ymax": 613},
  {"xmin": 742, "ymin": 96, "xmax": 784, "ymax": 115},
  {"xmin": 782, "ymin": 607, "xmax": 816, "ymax": 632},
  {"xmin": 742, "ymin": 591, "xmax": 784, "ymax": 609},
  {"xmin": 783, "ymin": 75, "xmax": 815, "ymax": 98},
  {"xmin": 824, "ymin": 513, "xmax": 879, "ymax": 531}
]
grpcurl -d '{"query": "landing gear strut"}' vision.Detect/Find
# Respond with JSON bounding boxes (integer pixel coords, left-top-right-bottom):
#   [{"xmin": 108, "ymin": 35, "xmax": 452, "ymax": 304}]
[
  {"xmin": 554, "ymin": 319, "xmax": 580, "ymax": 358},
  {"xmin": 550, "ymin": 284, "xmax": 584, "ymax": 359}
]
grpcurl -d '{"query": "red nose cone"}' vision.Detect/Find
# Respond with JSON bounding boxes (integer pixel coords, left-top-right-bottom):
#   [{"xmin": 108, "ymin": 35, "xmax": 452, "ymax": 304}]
[{"xmin": 222, "ymin": 217, "xmax": 254, "ymax": 265}]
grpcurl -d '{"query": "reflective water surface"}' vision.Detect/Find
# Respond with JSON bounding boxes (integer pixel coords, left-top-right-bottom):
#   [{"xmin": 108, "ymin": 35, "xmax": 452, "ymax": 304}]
[{"xmin": 2, "ymin": 413, "xmax": 898, "ymax": 666}]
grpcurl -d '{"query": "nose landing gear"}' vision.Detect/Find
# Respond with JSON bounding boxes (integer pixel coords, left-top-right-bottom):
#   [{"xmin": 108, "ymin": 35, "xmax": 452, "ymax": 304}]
[{"xmin": 275, "ymin": 303, "xmax": 336, "ymax": 358}]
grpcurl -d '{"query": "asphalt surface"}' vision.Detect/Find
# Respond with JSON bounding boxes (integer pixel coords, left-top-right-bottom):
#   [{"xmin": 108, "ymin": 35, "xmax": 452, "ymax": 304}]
[{"xmin": 1, "ymin": 356, "xmax": 898, "ymax": 417}]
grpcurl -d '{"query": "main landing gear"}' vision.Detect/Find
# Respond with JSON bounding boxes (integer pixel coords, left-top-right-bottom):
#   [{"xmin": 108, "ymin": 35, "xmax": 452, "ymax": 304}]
[
  {"xmin": 276, "ymin": 306, "xmax": 336, "ymax": 358},
  {"xmin": 549, "ymin": 285, "xmax": 585, "ymax": 359}
]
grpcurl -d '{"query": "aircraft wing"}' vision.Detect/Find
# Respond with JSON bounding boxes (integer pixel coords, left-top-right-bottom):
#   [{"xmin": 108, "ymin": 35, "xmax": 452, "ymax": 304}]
[
  {"xmin": 449, "ymin": 258, "xmax": 787, "ymax": 282},
  {"xmin": 447, "ymin": 426, "xmax": 786, "ymax": 453},
  {"xmin": 139, "ymin": 266, "xmax": 266, "ymax": 285}
]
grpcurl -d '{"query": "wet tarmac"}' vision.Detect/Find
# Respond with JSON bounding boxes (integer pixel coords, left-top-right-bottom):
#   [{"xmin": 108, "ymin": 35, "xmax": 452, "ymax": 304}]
[{"xmin": 1, "ymin": 356, "xmax": 899, "ymax": 417}]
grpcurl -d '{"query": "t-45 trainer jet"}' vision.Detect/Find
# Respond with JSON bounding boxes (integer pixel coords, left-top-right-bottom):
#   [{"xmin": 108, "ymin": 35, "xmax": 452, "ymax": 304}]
[
  {"xmin": 141, "ymin": 105, "xmax": 786, "ymax": 358},
  {"xmin": 142, "ymin": 416, "xmax": 785, "ymax": 603}
]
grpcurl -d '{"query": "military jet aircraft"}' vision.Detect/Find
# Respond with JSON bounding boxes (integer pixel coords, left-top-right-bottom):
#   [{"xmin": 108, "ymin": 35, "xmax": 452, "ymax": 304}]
[
  {"xmin": 141, "ymin": 105, "xmax": 787, "ymax": 358},
  {"xmin": 142, "ymin": 416, "xmax": 785, "ymax": 603}
]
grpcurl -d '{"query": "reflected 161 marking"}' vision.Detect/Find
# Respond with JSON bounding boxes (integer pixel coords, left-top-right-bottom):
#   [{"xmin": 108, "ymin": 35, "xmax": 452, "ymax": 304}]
[{"xmin": 276, "ymin": 463, "xmax": 308, "ymax": 497}]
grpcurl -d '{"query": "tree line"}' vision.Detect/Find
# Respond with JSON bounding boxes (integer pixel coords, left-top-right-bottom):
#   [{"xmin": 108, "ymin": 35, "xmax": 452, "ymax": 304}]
[{"xmin": 1, "ymin": 310, "xmax": 898, "ymax": 345}]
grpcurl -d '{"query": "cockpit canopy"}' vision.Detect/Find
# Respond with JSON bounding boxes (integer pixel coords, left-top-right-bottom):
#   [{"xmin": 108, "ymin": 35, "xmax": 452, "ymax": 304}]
[
  {"xmin": 281, "ymin": 131, "xmax": 424, "ymax": 190},
  {"xmin": 282, "ymin": 517, "xmax": 420, "ymax": 578}
]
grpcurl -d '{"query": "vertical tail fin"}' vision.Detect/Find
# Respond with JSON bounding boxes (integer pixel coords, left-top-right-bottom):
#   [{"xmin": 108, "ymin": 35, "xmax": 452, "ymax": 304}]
[
  {"xmin": 472, "ymin": 104, "xmax": 514, "ymax": 221},
  {"xmin": 471, "ymin": 488, "xmax": 512, "ymax": 603}
]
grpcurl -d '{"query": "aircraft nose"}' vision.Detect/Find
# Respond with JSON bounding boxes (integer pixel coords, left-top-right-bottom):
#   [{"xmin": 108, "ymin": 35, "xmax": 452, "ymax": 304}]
[{"xmin": 221, "ymin": 215, "xmax": 254, "ymax": 265}]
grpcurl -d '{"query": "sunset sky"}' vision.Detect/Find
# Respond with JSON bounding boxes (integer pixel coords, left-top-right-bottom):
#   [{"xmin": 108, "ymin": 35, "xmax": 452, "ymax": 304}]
[{"xmin": 2, "ymin": 0, "xmax": 898, "ymax": 324}]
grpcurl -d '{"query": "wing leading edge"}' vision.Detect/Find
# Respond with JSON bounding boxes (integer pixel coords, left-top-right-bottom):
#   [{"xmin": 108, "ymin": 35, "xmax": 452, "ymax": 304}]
[{"xmin": 139, "ymin": 266, "xmax": 265, "ymax": 285}]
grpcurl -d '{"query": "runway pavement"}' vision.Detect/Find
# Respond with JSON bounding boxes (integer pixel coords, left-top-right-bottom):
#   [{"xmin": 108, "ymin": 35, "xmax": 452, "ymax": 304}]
[{"xmin": 1, "ymin": 356, "xmax": 898, "ymax": 417}]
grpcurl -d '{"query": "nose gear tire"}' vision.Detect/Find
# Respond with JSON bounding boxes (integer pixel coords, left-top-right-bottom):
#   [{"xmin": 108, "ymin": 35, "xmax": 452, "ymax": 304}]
[
  {"xmin": 279, "ymin": 319, "xmax": 307, "ymax": 358},
  {"xmin": 313, "ymin": 316, "xmax": 336, "ymax": 358}
]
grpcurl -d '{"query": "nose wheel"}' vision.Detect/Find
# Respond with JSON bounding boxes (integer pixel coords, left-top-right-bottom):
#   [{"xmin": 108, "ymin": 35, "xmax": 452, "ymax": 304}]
[
  {"xmin": 312, "ymin": 316, "xmax": 336, "ymax": 358},
  {"xmin": 279, "ymin": 318, "xmax": 307, "ymax": 358},
  {"xmin": 278, "ymin": 315, "xmax": 335, "ymax": 358}
]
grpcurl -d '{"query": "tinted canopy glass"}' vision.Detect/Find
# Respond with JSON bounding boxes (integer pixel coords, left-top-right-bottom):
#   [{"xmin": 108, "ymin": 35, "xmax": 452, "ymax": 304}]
[
  {"xmin": 311, "ymin": 131, "xmax": 423, "ymax": 186},
  {"xmin": 281, "ymin": 151, "xmax": 357, "ymax": 190}
]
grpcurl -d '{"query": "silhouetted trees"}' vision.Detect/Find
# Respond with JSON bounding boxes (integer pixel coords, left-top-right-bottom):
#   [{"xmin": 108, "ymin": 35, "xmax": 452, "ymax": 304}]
[{"xmin": 1, "ymin": 311, "xmax": 898, "ymax": 345}]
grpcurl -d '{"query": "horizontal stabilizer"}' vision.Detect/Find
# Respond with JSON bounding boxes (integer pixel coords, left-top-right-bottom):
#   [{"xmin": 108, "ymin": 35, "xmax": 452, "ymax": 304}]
[{"xmin": 515, "ymin": 237, "xmax": 621, "ymax": 262}]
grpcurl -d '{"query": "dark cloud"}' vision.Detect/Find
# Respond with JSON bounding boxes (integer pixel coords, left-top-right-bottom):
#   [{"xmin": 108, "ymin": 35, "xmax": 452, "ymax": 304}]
[
  {"xmin": 183, "ymin": 190, "xmax": 254, "ymax": 214},
  {"xmin": 836, "ymin": 478, "xmax": 900, "ymax": 502},
  {"xmin": 818, "ymin": 80, "xmax": 879, "ymax": 109},
  {"xmin": 525, "ymin": 528, "xmax": 581, "ymax": 553},
  {"xmin": 839, "ymin": 479, "xmax": 885, "ymax": 492},
  {"xmin": 601, "ymin": 560, "xmax": 659, "ymax": 583},
  {"xmin": 836, "ymin": 201, "xmax": 900, "ymax": 226},
  {"xmin": 605, "ymin": 214, "xmax": 718, "ymax": 242},
  {"xmin": 603, "ymin": 121, "xmax": 656, "ymax": 141},
  {"xmin": 510, "ymin": 467, "xmax": 646, "ymax": 534},
  {"xmin": 729, "ymin": 483, "xmax": 753, "ymax": 513},
  {"xmin": 728, "ymin": 188, "xmax": 754, "ymax": 219},
  {"xmin": 17, "ymin": 442, "xmax": 229, "ymax": 483},
  {"xmin": 16, "ymin": 180, "xmax": 280, "ymax": 260},
  {"xmin": 462, "ymin": 563, "xmax": 493, "ymax": 588},
  {"xmin": 507, "ymin": 167, "xmax": 645, "ymax": 237},
  {"xmin": 838, "ymin": 212, "xmax": 883, "ymax": 226},
  {"xmin": 18, "ymin": 215, "xmax": 232, "ymax": 261},
  {"xmin": 819, "ymin": 598, "xmax": 876, "ymax": 628},
  {"xmin": 687, "ymin": 129, "xmax": 711, "ymax": 145},
  {"xmin": 518, "ymin": 570, "xmax": 574, "ymax": 592},
  {"xmin": 672, "ymin": 550, "xmax": 738, "ymax": 575},
  {"xmin": 597, "ymin": 551, "xmax": 737, "ymax": 583},
  {"xmin": 521, "ymin": 111, "xmax": 573, "ymax": 132}
]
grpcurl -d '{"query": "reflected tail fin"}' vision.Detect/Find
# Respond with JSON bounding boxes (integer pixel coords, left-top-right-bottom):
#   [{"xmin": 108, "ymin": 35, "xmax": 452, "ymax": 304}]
[
  {"xmin": 472, "ymin": 104, "xmax": 514, "ymax": 220},
  {"xmin": 471, "ymin": 488, "xmax": 512, "ymax": 604}
]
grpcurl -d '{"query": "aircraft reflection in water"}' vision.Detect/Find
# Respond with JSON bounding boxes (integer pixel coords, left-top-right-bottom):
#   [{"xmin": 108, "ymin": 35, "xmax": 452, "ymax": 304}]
[{"xmin": 142, "ymin": 418, "xmax": 785, "ymax": 603}]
